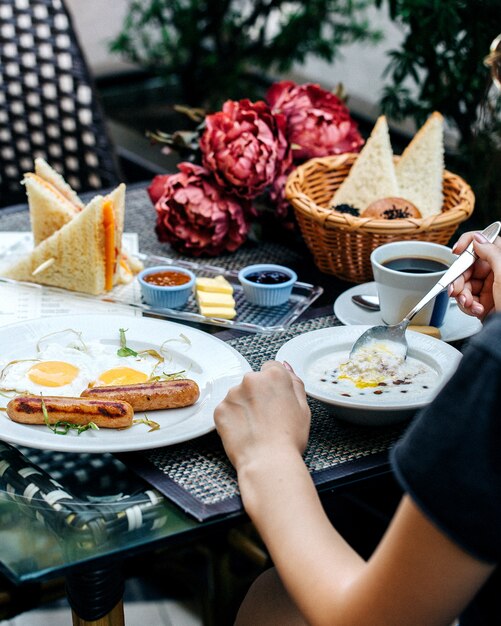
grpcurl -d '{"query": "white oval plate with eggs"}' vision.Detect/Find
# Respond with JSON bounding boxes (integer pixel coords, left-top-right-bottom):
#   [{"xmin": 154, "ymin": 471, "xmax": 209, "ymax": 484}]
[
  {"xmin": 0, "ymin": 314, "xmax": 251, "ymax": 453},
  {"xmin": 276, "ymin": 325, "xmax": 462, "ymax": 425}
]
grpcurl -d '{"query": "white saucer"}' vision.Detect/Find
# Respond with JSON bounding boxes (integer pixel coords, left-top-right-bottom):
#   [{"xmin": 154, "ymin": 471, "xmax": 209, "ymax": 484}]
[{"xmin": 333, "ymin": 281, "xmax": 482, "ymax": 343}]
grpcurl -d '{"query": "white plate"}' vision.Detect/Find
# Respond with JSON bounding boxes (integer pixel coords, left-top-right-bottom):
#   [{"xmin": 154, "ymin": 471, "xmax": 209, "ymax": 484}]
[
  {"xmin": 333, "ymin": 281, "xmax": 482, "ymax": 343},
  {"xmin": 0, "ymin": 314, "xmax": 251, "ymax": 453},
  {"xmin": 276, "ymin": 326, "xmax": 462, "ymax": 425}
]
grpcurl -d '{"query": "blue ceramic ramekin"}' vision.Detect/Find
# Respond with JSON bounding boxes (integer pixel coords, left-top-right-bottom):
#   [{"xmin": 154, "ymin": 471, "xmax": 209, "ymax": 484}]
[
  {"xmin": 238, "ymin": 264, "xmax": 297, "ymax": 306},
  {"xmin": 138, "ymin": 265, "xmax": 196, "ymax": 309}
]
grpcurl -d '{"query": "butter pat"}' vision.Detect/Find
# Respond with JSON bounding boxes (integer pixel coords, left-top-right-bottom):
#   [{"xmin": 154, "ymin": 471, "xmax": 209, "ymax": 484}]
[
  {"xmin": 195, "ymin": 275, "xmax": 233, "ymax": 294},
  {"xmin": 197, "ymin": 290, "xmax": 235, "ymax": 307},
  {"xmin": 408, "ymin": 325, "xmax": 441, "ymax": 339},
  {"xmin": 195, "ymin": 274, "xmax": 236, "ymax": 319},
  {"xmin": 199, "ymin": 304, "xmax": 236, "ymax": 319}
]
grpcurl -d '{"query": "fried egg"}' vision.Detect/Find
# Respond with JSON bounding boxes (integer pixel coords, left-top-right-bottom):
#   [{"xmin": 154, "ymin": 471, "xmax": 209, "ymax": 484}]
[
  {"xmin": 85, "ymin": 341, "xmax": 159, "ymax": 387},
  {"xmin": 0, "ymin": 339, "xmax": 161, "ymax": 399},
  {"xmin": 1, "ymin": 343, "xmax": 96, "ymax": 396}
]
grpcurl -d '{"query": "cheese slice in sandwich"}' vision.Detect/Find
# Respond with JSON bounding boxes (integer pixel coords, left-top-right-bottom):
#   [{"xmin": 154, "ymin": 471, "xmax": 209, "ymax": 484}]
[
  {"xmin": 2, "ymin": 183, "xmax": 126, "ymax": 295},
  {"xmin": 330, "ymin": 116, "xmax": 399, "ymax": 212},
  {"xmin": 395, "ymin": 112, "xmax": 444, "ymax": 218},
  {"xmin": 24, "ymin": 158, "xmax": 85, "ymax": 245}
]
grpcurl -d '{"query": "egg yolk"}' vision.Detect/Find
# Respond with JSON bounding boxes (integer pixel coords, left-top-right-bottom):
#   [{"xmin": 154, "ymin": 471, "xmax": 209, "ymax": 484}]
[
  {"xmin": 339, "ymin": 375, "xmax": 380, "ymax": 389},
  {"xmin": 28, "ymin": 361, "xmax": 80, "ymax": 387},
  {"xmin": 97, "ymin": 367, "xmax": 149, "ymax": 386}
]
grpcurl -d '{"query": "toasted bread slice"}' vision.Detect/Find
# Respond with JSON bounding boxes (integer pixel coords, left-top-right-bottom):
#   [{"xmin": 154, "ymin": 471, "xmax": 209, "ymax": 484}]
[
  {"xmin": 395, "ymin": 112, "xmax": 444, "ymax": 218},
  {"xmin": 330, "ymin": 116, "xmax": 398, "ymax": 211},
  {"xmin": 24, "ymin": 159, "xmax": 85, "ymax": 245},
  {"xmin": 35, "ymin": 158, "xmax": 85, "ymax": 210},
  {"xmin": 24, "ymin": 174, "xmax": 79, "ymax": 245},
  {"xmin": 2, "ymin": 183, "xmax": 126, "ymax": 295}
]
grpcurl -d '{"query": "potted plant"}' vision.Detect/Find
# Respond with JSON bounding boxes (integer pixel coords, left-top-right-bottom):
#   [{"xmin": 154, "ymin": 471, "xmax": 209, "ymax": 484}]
[{"xmin": 109, "ymin": 0, "xmax": 381, "ymax": 109}]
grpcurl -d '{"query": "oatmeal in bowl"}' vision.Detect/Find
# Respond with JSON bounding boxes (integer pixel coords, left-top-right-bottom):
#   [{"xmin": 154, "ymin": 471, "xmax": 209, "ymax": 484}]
[{"xmin": 276, "ymin": 326, "xmax": 462, "ymax": 425}]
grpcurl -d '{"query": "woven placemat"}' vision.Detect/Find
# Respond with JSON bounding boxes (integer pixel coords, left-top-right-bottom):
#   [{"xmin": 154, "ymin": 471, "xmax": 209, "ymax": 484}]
[{"xmin": 120, "ymin": 314, "xmax": 406, "ymax": 521}]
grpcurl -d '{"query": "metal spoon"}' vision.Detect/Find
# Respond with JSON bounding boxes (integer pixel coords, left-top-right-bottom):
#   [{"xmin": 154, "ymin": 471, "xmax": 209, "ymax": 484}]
[
  {"xmin": 352, "ymin": 293, "xmax": 461, "ymax": 313},
  {"xmin": 350, "ymin": 221, "xmax": 501, "ymax": 358},
  {"xmin": 352, "ymin": 294, "xmax": 380, "ymax": 311}
]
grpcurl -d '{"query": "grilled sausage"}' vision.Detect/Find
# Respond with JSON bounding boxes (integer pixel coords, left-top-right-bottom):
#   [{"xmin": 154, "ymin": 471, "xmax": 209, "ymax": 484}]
[
  {"xmin": 7, "ymin": 395, "xmax": 133, "ymax": 428},
  {"xmin": 80, "ymin": 379, "xmax": 200, "ymax": 411}
]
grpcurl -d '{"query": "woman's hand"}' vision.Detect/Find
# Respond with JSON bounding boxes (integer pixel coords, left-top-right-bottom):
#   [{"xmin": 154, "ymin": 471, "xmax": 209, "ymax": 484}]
[
  {"xmin": 214, "ymin": 361, "xmax": 311, "ymax": 473},
  {"xmin": 449, "ymin": 231, "xmax": 501, "ymax": 319}
]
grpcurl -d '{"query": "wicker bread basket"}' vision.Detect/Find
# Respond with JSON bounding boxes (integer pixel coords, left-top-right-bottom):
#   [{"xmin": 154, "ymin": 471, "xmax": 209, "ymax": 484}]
[{"xmin": 285, "ymin": 154, "xmax": 475, "ymax": 283}]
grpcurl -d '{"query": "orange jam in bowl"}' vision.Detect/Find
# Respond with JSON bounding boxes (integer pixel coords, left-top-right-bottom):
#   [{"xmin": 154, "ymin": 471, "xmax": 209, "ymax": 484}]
[
  {"xmin": 144, "ymin": 270, "xmax": 192, "ymax": 287},
  {"xmin": 137, "ymin": 265, "xmax": 196, "ymax": 309}
]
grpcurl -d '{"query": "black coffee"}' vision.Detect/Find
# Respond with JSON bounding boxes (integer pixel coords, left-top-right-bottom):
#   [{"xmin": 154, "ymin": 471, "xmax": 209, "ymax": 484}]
[{"xmin": 383, "ymin": 256, "xmax": 449, "ymax": 274}]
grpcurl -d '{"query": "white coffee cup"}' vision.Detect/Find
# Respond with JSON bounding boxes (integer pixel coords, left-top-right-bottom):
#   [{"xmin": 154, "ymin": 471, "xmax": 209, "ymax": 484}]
[{"xmin": 371, "ymin": 241, "xmax": 456, "ymax": 326}]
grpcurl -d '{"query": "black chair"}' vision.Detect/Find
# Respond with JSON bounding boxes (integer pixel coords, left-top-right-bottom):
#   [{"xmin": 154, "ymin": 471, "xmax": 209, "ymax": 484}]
[{"xmin": 0, "ymin": 0, "xmax": 121, "ymax": 208}]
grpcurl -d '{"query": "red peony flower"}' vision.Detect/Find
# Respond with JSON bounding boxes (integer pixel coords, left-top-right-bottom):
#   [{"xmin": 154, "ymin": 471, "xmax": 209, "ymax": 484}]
[
  {"xmin": 266, "ymin": 81, "xmax": 364, "ymax": 162},
  {"xmin": 268, "ymin": 166, "xmax": 294, "ymax": 220},
  {"xmin": 150, "ymin": 163, "xmax": 250, "ymax": 256},
  {"xmin": 199, "ymin": 99, "xmax": 292, "ymax": 199},
  {"xmin": 147, "ymin": 174, "xmax": 168, "ymax": 204}
]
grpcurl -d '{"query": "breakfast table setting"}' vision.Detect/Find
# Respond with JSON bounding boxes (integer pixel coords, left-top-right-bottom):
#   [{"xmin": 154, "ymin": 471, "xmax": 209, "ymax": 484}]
[
  {"xmin": 0, "ymin": 103, "xmax": 488, "ymax": 625},
  {"xmin": 0, "ymin": 173, "xmax": 471, "ymax": 625},
  {"xmin": 0, "ymin": 16, "xmax": 499, "ymax": 621}
]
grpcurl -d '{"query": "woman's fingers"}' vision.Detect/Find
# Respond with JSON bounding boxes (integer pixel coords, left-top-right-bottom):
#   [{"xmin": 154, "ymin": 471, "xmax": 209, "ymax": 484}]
[
  {"xmin": 448, "ymin": 233, "xmax": 501, "ymax": 318},
  {"xmin": 215, "ymin": 361, "xmax": 310, "ymax": 447},
  {"xmin": 473, "ymin": 235, "xmax": 501, "ymax": 274},
  {"xmin": 261, "ymin": 361, "xmax": 310, "ymax": 416},
  {"xmin": 452, "ymin": 231, "xmax": 475, "ymax": 255}
]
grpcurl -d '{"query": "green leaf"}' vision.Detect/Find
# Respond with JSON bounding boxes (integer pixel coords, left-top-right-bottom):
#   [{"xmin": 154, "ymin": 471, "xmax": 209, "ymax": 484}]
[
  {"xmin": 133, "ymin": 416, "xmax": 160, "ymax": 432},
  {"xmin": 117, "ymin": 328, "xmax": 138, "ymax": 357},
  {"xmin": 41, "ymin": 397, "xmax": 100, "ymax": 436}
]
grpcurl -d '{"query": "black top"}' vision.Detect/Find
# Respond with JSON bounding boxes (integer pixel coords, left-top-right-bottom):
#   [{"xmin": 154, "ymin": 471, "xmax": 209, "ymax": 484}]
[{"xmin": 391, "ymin": 313, "xmax": 501, "ymax": 625}]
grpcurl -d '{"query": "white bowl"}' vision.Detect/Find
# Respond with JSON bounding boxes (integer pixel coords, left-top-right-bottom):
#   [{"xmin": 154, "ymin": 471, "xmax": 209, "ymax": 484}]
[
  {"xmin": 238, "ymin": 264, "xmax": 297, "ymax": 306},
  {"xmin": 275, "ymin": 325, "xmax": 462, "ymax": 425}
]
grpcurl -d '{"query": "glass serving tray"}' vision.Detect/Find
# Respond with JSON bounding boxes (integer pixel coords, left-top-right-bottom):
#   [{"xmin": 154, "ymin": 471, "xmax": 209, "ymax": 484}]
[{"xmin": 0, "ymin": 236, "xmax": 323, "ymax": 333}]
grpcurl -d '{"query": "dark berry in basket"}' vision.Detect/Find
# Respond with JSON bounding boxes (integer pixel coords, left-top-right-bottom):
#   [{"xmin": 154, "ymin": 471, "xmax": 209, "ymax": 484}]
[
  {"xmin": 332, "ymin": 203, "xmax": 360, "ymax": 216},
  {"xmin": 362, "ymin": 197, "xmax": 422, "ymax": 219},
  {"xmin": 383, "ymin": 207, "xmax": 414, "ymax": 219}
]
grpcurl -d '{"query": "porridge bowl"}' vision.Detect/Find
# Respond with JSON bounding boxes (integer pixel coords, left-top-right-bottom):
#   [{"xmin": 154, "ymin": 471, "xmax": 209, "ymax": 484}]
[{"xmin": 275, "ymin": 325, "xmax": 462, "ymax": 425}]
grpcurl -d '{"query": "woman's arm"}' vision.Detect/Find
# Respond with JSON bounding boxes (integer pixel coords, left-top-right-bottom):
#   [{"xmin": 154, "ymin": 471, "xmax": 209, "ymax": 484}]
[{"xmin": 215, "ymin": 363, "xmax": 495, "ymax": 626}]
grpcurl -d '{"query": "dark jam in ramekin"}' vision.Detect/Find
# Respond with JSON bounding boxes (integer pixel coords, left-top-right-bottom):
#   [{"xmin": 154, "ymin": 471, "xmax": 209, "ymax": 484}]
[
  {"xmin": 144, "ymin": 270, "xmax": 191, "ymax": 287},
  {"xmin": 244, "ymin": 270, "xmax": 291, "ymax": 285}
]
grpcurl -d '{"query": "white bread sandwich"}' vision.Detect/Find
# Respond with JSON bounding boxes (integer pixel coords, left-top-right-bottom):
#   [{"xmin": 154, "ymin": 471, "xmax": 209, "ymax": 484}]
[
  {"xmin": 24, "ymin": 158, "xmax": 85, "ymax": 245},
  {"xmin": 395, "ymin": 112, "xmax": 444, "ymax": 218},
  {"xmin": 330, "ymin": 116, "xmax": 399, "ymax": 211},
  {"xmin": 1, "ymin": 184, "xmax": 127, "ymax": 295}
]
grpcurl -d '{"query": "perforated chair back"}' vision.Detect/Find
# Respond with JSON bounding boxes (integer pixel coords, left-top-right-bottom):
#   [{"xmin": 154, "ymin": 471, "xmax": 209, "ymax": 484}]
[{"xmin": 0, "ymin": 0, "xmax": 121, "ymax": 207}]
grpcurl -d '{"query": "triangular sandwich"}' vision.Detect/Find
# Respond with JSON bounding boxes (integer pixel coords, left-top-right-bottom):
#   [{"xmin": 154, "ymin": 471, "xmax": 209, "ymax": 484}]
[
  {"xmin": 1, "ymin": 184, "xmax": 126, "ymax": 295},
  {"xmin": 24, "ymin": 158, "xmax": 85, "ymax": 245},
  {"xmin": 395, "ymin": 112, "xmax": 444, "ymax": 218},
  {"xmin": 330, "ymin": 116, "xmax": 399, "ymax": 211}
]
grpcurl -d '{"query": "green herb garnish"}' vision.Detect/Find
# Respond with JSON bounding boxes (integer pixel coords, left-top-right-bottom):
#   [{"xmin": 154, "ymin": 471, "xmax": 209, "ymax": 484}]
[
  {"xmin": 133, "ymin": 416, "xmax": 160, "ymax": 432},
  {"xmin": 117, "ymin": 328, "xmax": 138, "ymax": 357},
  {"xmin": 51, "ymin": 421, "xmax": 100, "ymax": 436},
  {"xmin": 36, "ymin": 329, "xmax": 87, "ymax": 353},
  {"xmin": 150, "ymin": 369, "xmax": 186, "ymax": 382},
  {"xmin": 160, "ymin": 333, "xmax": 192, "ymax": 353},
  {"xmin": 41, "ymin": 397, "xmax": 99, "ymax": 436}
]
